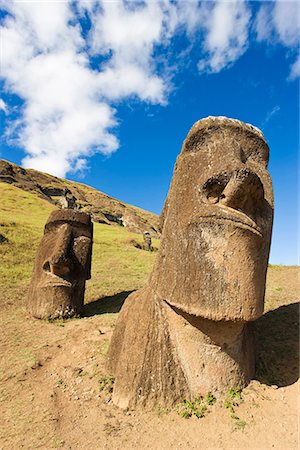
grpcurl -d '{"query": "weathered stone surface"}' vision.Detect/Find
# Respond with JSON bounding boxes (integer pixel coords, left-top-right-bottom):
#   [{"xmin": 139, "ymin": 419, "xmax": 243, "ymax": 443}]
[
  {"xmin": 107, "ymin": 116, "xmax": 274, "ymax": 409},
  {"xmin": 27, "ymin": 210, "xmax": 93, "ymax": 319}
]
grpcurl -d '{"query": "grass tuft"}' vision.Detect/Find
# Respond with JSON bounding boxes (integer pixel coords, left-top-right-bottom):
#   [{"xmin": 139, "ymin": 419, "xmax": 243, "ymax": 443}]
[{"xmin": 98, "ymin": 374, "xmax": 115, "ymax": 393}]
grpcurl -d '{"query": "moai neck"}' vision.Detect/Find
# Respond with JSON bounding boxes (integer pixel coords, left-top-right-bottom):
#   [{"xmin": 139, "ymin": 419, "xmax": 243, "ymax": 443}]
[{"xmin": 163, "ymin": 301, "xmax": 255, "ymax": 397}]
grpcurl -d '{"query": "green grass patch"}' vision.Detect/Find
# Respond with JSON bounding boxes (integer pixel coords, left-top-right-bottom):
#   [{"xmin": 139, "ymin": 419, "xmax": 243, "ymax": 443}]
[
  {"xmin": 176, "ymin": 392, "xmax": 217, "ymax": 419},
  {"xmin": 98, "ymin": 374, "xmax": 115, "ymax": 393}
]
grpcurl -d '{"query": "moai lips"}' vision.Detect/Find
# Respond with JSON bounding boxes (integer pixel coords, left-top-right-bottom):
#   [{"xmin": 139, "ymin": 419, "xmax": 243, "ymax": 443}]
[
  {"xmin": 107, "ymin": 117, "xmax": 274, "ymax": 409},
  {"xmin": 28, "ymin": 210, "xmax": 93, "ymax": 319}
]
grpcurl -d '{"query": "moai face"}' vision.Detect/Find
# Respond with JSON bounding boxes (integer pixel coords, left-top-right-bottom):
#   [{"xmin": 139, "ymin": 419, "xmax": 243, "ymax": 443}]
[
  {"xmin": 151, "ymin": 117, "xmax": 274, "ymax": 321},
  {"xmin": 28, "ymin": 210, "xmax": 93, "ymax": 318}
]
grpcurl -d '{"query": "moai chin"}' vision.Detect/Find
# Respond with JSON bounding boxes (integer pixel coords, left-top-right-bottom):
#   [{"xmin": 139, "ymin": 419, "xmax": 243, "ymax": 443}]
[
  {"xmin": 28, "ymin": 210, "xmax": 93, "ymax": 319},
  {"xmin": 107, "ymin": 117, "xmax": 274, "ymax": 410}
]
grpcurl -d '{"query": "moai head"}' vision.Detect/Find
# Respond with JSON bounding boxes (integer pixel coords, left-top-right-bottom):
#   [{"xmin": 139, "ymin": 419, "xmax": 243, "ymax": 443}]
[
  {"xmin": 28, "ymin": 210, "xmax": 93, "ymax": 319},
  {"xmin": 151, "ymin": 117, "xmax": 274, "ymax": 321}
]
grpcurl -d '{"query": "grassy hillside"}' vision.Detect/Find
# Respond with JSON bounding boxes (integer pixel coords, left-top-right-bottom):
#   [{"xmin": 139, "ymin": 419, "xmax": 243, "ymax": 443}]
[
  {"xmin": 0, "ymin": 182, "xmax": 159, "ymax": 299},
  {"xmin": 0, "ymin": 159, "xmax": 160, "ymax": 236},
  {"xmin": 0, "ymin": 181, "xmax": 299, "ymax": 449}
]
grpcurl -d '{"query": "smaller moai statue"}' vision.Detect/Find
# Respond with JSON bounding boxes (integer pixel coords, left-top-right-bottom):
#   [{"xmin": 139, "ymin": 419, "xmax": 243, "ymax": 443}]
[
  {"xmin": 27, "ymin": 210, "xmax": 93, "ymax": 319},
  {"xmin": 59, "ymin": 188, "xmax": 77, "ymax": 209},
  {"xmin": 143, "ymin": 231, "xmax": 152, "ymax": 251}
]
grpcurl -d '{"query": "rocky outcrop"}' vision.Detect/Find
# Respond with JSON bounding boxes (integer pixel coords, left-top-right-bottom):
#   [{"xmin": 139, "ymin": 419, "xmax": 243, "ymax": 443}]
[{"xmin": 0, "ymin": 160, "xmax": 160, "ymax": 237}]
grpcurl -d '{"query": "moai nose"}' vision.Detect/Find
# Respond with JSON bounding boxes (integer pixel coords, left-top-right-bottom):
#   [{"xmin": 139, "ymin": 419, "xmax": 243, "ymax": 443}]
[
  {"xmin": 43, "ymin": 224, "xmax": 73, "ymax": 276},
  {"xmin": 219, "ymin": 169, "xmax": 264, "ymax": 211}
]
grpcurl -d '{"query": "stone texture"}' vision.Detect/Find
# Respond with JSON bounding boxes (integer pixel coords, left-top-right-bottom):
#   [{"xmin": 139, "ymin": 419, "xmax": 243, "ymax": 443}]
[
  {"xmin": 27, "ymin": 209, "xmax": 93, "ymax": 319},
  {"xmin": 107, "ymin": 116, "xmax": 274, "ymax": 409}
]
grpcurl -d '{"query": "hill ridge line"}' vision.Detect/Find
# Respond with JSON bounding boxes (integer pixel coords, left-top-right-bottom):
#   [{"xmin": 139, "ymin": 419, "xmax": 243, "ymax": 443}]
[{"xmin": 0, "ymin": 159, "xmax": 160, "ymax": 237}]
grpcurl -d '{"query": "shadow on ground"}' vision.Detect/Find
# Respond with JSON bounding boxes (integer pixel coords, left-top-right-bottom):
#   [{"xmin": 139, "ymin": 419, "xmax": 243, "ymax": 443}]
[
  {"xmin": 255, "ymin": 301, "xmax": 299, "ymax": 387},
  {"xmin": 83, "ymin": 291, "xmax": 134, "ymax": 317}
]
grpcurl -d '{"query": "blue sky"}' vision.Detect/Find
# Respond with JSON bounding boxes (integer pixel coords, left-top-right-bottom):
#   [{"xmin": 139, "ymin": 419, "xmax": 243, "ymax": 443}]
[{"xmin": 0, "ymin": 1, "xmax": 299, "ymax": 265}]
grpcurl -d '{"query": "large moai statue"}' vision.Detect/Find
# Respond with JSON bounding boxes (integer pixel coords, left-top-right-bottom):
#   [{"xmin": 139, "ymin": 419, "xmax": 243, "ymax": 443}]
[
  {"xmin": 28, "ymin": 210, "xmax": 93, "ymax": 319},
  {"xmin": 107, "ymin": 117, "xmax": 273, "ymax": 409}
]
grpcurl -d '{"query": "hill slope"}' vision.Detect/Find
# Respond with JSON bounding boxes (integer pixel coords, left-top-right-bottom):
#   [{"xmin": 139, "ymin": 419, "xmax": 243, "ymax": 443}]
[
  {"xmin": 0, "ymin": 159, "xmax": 160, "ymax": 237},
  {"xmin": 0, "ymin": 177, "xmax": 299, "ymax": 450}
]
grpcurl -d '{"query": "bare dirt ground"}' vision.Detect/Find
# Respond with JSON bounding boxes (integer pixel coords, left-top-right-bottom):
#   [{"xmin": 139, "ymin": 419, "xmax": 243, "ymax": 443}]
[{"xmin": 0, "ymin": 266, "xmax": 299, "ymax": 450}]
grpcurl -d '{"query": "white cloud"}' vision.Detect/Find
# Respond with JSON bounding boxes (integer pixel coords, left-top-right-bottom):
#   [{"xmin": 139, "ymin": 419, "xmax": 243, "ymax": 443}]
[
  {"xmin": 89, "ymin": 1, "xmax": 171, "ymax": 104},
  {"xmin": 0, "ymin": 1, "xmax": 120, "ymax": 176},
  {"xmin": 255, "ymin": 0, "xmax": 300, "ymax": 77},
  {"xmin": 175, "ymin": 1, "xmax": 205, "ymax": 36},
  {"xmin": 273, "ymin": 1, "xmax": 299, "ymax": 47},
  {"xmin": 198, "ymin": 0, "xmax": 251, "ymax": 73},
  {"xmin": 0, "ymin": 0, "xmax": 175, "ymax": 176},
  {"xmin": 255, "ymin": 4, "xmax": 273, "ymax": 43}
]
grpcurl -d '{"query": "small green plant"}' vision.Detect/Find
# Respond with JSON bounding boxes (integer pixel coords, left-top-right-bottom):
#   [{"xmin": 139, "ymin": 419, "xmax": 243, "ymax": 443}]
[
  {"xmin": 224, "ymin": 387, "xmax": 243, "ymax": 412},
  {"xmin": 224, "ymin": 388, "xmax": 247, "ymax": 430},
  {"xmin": 205, "ymin": 391, "xmax": 217, "ymax": 406},
  {"xmin": 224, "ymin": 398, "xmax": 234, "ymax": 414},
  {"xmin": 228, "ymin": 387, "xmax": 242, "ymax": 400},
  {"xmin": 176, "ymin": 392, "xmax": 217, "ymax": 419},
  {"xmin": 176, "ymin": 398, "xmax": 207, "ymax": 419},
  {"xmin": 98, "ymin": 374, "xmax": 115, "ymax": 393}
]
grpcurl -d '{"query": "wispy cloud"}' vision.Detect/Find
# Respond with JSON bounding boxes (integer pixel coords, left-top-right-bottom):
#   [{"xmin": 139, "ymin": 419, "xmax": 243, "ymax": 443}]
[
  {"xmin": 0, "ymin": 98, "xmax": 7, "ymax": 114},
  {"xmin": 262, "ymin": 105, "xmax": 281, "ymax": 127},
  {"xmin": 0, "ymin": 1, "xmax": 298, "ymax": 177}
]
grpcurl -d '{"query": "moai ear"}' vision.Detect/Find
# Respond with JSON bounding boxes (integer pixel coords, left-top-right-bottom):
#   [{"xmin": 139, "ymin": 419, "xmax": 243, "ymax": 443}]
[{"xmin": 159, "ymin": 197, "xmax": 169, "ymax": 233}]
